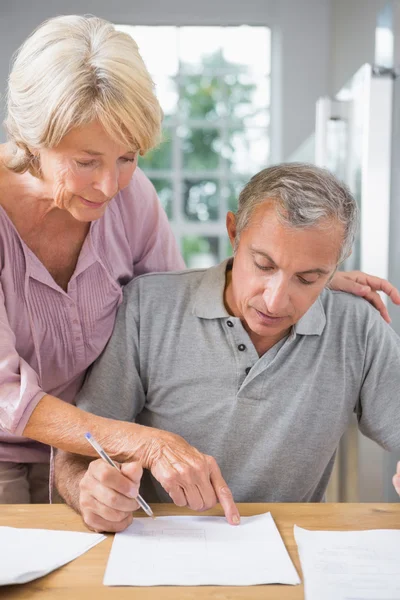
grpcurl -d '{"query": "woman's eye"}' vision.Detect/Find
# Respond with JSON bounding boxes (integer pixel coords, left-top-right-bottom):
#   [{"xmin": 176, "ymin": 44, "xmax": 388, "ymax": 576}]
[
  {"xmin": 120, "ymin": 157, "xmax": 136, "ymax": 164},
  {"xmin": 76, "ymin": 160, "xmax": 96, "ymax": 168}
]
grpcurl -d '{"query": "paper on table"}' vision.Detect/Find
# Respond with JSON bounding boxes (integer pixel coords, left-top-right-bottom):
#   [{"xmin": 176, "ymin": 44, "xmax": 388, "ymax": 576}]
[
  {"xmin": 104, "ymin": 511, "xmax": 300, "ymax": 586},
  {"xmin": 295, "ymin": 525, "xmax": 400, "ymax": 600},
  {"xmin": 0, "ymin": 527, "xmax": 105, "ymax": 585}
]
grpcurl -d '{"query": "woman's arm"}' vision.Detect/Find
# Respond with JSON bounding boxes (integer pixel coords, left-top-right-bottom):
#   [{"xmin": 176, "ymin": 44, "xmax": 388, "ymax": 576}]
[
  {"xmin": 26, "ymin": 394, "xmax": 239, "ymax": 526},
  {"xmin": 23, "ymin": 394, "xmax": 155, "ymax": 461}
]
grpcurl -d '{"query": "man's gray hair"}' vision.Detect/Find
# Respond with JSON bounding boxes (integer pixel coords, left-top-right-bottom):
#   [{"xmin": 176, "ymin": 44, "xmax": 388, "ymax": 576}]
[{"xmin": 234, "ymin": 162, "xmax": 359, "ymax": 265}]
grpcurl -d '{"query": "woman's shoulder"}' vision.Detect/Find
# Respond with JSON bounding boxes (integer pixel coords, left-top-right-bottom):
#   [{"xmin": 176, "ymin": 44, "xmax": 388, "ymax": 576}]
[
  {"xmin": 112, "ymin": 167, "xmax": 160, "ymax": 224},
  {"xmin": 0, "ymin": 145, "xmax": 12, "ymax": 209},
  {"xmin": 117, "ymin": 167, "xmax": 156, "ymax": 205}
]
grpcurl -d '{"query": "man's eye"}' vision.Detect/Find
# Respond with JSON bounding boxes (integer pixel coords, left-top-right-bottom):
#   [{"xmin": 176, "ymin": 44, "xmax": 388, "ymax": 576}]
[
  {"xmin": 255, "ymin": 263, "xmax": 273, "ymax": 272},
  {"xmin": 298, "ymin": 276, "xmax": 315, "ymax": 285}
]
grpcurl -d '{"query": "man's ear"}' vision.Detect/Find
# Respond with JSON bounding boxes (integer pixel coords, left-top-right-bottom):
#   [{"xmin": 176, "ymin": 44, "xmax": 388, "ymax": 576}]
[{"xmin": 226, "ymin": 212, "xmax": 237, "ymax": 250}]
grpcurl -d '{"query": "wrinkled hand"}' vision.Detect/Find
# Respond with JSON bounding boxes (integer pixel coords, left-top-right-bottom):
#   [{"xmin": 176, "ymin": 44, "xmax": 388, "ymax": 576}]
[
  {"xmin": 328, "ymin": 271, "xmax": 400, "ymax": 323},
  {"xmin": 142, "ymin": 430, "xmax": 240, "ymax": 525},
  {"xmin": 392, "ymin": 462, "xmax": 400, "ymax": 497},
  {"xmin": 79, "ymin": 459, "xmax": 142, "ymax": 532}
]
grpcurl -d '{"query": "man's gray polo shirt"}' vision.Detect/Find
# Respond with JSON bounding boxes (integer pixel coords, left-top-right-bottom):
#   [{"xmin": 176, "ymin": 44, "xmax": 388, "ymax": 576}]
[{"xmin": 77, "ymin": 259, "xmax": 400, "ymax": 503}]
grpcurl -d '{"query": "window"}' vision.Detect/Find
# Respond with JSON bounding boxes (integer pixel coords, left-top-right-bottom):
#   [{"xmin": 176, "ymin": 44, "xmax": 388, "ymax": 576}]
[{"xmin": 116, "ymin": 25, "xmax": 271, "ymax": 267}]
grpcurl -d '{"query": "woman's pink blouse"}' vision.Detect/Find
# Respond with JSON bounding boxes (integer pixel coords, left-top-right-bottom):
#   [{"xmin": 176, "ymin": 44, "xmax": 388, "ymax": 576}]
[{"xmin": 0, "ymin": 168, "xmax": 185, "ymax": 463}]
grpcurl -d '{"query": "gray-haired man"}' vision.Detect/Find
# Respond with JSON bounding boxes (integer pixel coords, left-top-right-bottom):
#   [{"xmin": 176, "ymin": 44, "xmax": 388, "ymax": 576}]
[{"xmin": 56, "ymin": 163, "xmax": 400, "ymax": 533}]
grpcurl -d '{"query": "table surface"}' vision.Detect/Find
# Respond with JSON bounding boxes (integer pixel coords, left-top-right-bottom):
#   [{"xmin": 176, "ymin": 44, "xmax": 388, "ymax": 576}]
[{"xmin": 0, "ymin": 503, "xmax": 399, "ymax": 599}]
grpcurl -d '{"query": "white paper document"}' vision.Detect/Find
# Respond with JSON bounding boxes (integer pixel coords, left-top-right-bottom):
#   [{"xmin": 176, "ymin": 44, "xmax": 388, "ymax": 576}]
[
  {"xmin": 295, "ymin": 526, "xmax": 400, "ymax": 600},
  {"xmin": 104, "ymin": 511, "xmax": 300, "ymax": 586},
  {"xmin": 0, "ymin": 527, "xmax": 105, "ymax": 585}
]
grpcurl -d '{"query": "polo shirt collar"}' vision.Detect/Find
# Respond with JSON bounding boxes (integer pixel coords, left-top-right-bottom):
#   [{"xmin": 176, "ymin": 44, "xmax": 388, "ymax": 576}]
[
  {"xmin": 292, "ymin": 296, "xmax": 326, "ymax": 336},
  {"xmin": 192, "ymin": 259, "xmax": 232, "ymax": 319},
  {"xmin": 192, "ymin": 258, "xmax": 327, "ymax": 336}
]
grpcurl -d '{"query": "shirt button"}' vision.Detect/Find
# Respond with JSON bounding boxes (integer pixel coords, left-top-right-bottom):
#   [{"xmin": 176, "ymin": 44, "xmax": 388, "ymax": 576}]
[
  {"xmin": 227, "ymin": 320, "xmax": 234, "ymax": 328},
  {"xmin": 73, "ymin": 319, "xmax": 79, "ymax": 325},
  {"xmin": 75, "ymin": 336, "xmax": 81, "ymax": 342},
  {"xmin": 238, "ymin": 344, "xmax": 246, "ymax": 351},
  {"xmin": 245, "ymin": 367, "xmax": 251, "ymax": 375}
]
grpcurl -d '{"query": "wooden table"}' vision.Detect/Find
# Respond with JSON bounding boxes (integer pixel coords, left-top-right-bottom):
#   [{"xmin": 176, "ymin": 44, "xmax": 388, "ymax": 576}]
[{"xmin": 0, "ymin": 503, "xmax": 399, "ymax": 599}]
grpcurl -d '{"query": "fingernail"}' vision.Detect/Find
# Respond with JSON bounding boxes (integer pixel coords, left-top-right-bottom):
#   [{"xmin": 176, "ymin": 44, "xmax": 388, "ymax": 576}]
[{"xmin": 232, "ymin": 515, "xmax": 240, "ymax": 525}]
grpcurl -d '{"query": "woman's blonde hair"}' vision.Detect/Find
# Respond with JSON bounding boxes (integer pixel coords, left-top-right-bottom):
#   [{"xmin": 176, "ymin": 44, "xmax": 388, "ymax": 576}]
[{"xmin": 4, "ymin": 15, "xmax": 162, "ymax": 175}]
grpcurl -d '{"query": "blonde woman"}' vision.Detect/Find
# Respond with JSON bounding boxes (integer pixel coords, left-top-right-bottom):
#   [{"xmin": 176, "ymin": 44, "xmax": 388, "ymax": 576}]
[{"xmin": 0, "ymin": 15, "xmax": 398, "ymax": 511}]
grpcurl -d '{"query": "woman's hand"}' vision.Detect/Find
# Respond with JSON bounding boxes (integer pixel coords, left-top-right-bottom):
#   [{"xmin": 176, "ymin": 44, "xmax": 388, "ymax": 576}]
[
  {"xmin": 140, "ymin": 429, "xmax": 240, "ymax": 526},
  {"xmin": 328, "ymin": 271, "xmax": 400, "ymax": 323}
]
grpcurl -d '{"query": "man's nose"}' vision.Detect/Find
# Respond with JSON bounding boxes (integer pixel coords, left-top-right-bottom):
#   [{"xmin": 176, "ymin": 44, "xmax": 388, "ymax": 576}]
[{"xmin": 263, "ymin": 278, "xmax": 289, "ymax": 315}]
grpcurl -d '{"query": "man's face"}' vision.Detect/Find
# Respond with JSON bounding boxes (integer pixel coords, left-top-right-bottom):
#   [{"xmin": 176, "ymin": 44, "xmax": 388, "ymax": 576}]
[{"xmin": 225, "ymin": 201, "xmax": 344, "ymax": 342}]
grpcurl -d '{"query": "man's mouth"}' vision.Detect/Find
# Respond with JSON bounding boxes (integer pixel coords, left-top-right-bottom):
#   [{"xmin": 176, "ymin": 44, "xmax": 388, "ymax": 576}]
[{"xmin": 254, "ymin": 308, "xmax": 286, "ymax": 324}]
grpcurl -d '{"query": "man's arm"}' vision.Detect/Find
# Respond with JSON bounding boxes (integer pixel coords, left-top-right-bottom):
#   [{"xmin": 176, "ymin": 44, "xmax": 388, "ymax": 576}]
[
  {"xmin": 357, "ymin": 308, "xmax": 400, "ymax": 452},
  {"xmin": 55, "ymin": 450, "xmax": 91, "ymax": 513}
]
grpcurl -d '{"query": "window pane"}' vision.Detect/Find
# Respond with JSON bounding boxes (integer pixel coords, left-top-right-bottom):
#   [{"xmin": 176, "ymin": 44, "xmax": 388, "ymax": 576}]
[
  {"xmin": 139, "ymin": 130, "xmax": 173, "ymax": 170},
  {"xmin": 117, "ymin": 26, "xmax": 178, "ymax": 77},
  {"xmin": 179, "ymin": 28, "xmax": 223, "ymax": 74},
  {"xmin": 223, "ymin": 27, "xmax": 271, "ymax": 75},
  {"xmin": 183, "ymin": 179, "xmax": 219, "ymax": 222},
  {"xmin": 151, "ymin": 178, "xmax": 173, "ymax": 219},
  {"xmin": 224, "ymin": 238, "xmax": 234, "ymax": 259},
  {"xmin": 180, "ymin": 127, "xmax": 221, "ymax": 171},
  {"xmin": 226, "ymin": 179, "xmax": 248, "ymax": 213},
  {"xmin": 181, "ymin": 236, "xmax": 219, "ymax": 268},
  {"xmin": 224, "ymin": 129, "xmax": 270, "ymax": 175},
  {"xmin": 225, "ymin": 75, "xmax": 270, "ymax": 126},
  {"xmin": 179, "ymin": 75, "xmax": 225, "ymax": 120},
  {"xmin": 156, "ymin": 77, "xmax": 179, "ymax": 118}
]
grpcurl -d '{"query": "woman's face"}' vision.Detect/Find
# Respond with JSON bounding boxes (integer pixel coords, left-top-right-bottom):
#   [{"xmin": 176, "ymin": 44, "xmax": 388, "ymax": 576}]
[{"xmin": 37, "ymin": 121, "xmax": 138, "ymax": 222}]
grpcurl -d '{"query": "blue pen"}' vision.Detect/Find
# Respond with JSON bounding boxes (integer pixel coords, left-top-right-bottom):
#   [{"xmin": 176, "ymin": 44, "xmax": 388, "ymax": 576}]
[{"xmin": 85, "ymin": 432, "xmax": 154, "ymax": 519}]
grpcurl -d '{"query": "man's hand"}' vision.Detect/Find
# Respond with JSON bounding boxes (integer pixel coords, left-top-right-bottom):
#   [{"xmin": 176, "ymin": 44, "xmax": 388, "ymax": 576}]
[
  {"xmin": 141, "ymin": 430, "xmax": 240, "ymax": 526},
  {"xmin": 328, "ymin": 271, "xmax": 400, "ymax": 323},
  {"xmin": 392, "ymin": 462, "xmax": 400, "ymax": 497},
  {"xmin": 79, "ymin": 459, "xmax": 142, "ymax": 532}
]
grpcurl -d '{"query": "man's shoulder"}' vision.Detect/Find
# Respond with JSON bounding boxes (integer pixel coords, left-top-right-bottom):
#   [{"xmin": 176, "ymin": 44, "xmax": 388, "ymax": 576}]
[
  {"xmin": 320, "ymin": 287, "xmax": 387, "ymax": 332},
  {"xmin": 124, "ymin": 267, "xmax": 208, "ymax": 300}
]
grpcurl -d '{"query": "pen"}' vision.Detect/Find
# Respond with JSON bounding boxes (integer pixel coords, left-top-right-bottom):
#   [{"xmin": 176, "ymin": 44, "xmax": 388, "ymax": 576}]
[{"xmin": 84, "ymin": 432, "xmax": 155, "ymax": 519}]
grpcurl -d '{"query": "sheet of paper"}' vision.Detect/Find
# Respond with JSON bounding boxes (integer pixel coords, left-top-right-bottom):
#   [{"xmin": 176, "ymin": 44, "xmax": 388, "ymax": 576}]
[
  {"xmin": 0, "ymin": 527, "xmax": 105, "ymax": 585},
  {"xmin": 104, "ymin": 511, "xmax": 300, "ymax": 586},
  {"xmin": 295, "ymin": 525, "xmax": 400, "ymax": 600}
]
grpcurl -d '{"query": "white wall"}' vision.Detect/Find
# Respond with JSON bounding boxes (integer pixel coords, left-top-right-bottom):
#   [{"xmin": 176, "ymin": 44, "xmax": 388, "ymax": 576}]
[
  {"xmin": 330, "ymin": 0, "xmax": 387, "ymax": 95},
  {"xmin": 0, "ymin": 0, "xmax": 331, "ymax": 160}
]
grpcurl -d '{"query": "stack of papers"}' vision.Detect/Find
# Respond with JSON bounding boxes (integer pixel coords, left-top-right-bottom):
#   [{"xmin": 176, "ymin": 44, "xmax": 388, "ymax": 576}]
[
  {"xmin": 295, "ymin": 526, "xmax": 400, "ymax": 600},
  {"xmin": 0, "ymin": 527, "xmax": 105, "ymax": 585},
  {"xmin": 104, "ymin": 511, "xmax": 300, "ymax": 586}
]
